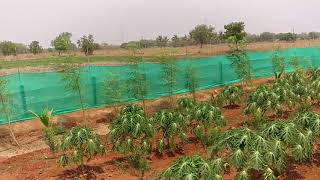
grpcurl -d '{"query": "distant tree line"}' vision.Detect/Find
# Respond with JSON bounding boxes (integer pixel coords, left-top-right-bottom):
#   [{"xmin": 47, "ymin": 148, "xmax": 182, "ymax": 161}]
[{"xmin": 1, "ymin": 23, "xmax": 320, "ymax": 56}]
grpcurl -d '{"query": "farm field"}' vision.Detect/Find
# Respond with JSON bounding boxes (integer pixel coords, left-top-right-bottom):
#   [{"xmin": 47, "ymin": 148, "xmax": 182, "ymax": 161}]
[
  {"xmin": 0, "ymin": 39, "xmax": 319, "ymax": 73},
  {"xmin": 1, "ymin": 75, "xmax": 320, "ymax": 180}
]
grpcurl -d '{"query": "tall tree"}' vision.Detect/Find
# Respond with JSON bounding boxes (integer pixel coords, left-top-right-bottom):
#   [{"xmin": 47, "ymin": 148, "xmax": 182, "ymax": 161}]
[
  {"xmin": 0, "ymin": 77, "xmax": 19, "ymax": 146},
  {"xmin": 28, "ymin": 41, "xmax": 43, "ymax": 54},
  {"xmin": 184, "ymin": 64, "xmax": 199, "ymax": 102},
  {"xmin": 157, "ymin": 51, "xmax": 177, "ymax": 105},
  {"xmin": 224, "ymin": 22, "xmax": 252, "ymax": 86},
  {"xmin": 156, "ymin": 35, "xmax": 169, "ymax": 47},
  {"xmin": 189, "ymin": 24, "xmax": 216, "ymax": 48},
  {"xmin": 103, "ymin": 73, "xmax": 127, "ymax": 113},
  {"xmin": 259, "ymin": 32, "xmax": 275, "ymax": 42},
  {"xmin": 0, "ymin": 41, "xmax": 17, "ymax": 56},
  {"xmin": 51, "ymin": 32, "xmax": 72, "ymax": 56},
  {"xmin": 58, "ymin": 64, "xmax": 87, "ymax": 122},
  {"xmin": 77, "ymin": 34, "xmax": 96, "ymax": 55},
  {"xmin": 127, "ymin": 55, "xmax": 149, "ymax": 113},
  {"xmin": 171, "ymin": 35, "xmax": 180, "ymax": 47},
  {"xmin": 224, "ymin": 22, "xmax": 246, "ymax": 51}
]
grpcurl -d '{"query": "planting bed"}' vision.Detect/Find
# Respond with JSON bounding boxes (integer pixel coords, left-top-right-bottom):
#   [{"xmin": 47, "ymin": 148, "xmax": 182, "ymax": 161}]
[{"xmin": 1, "ymin": 77, "xmax": 320, "ymax": 180}]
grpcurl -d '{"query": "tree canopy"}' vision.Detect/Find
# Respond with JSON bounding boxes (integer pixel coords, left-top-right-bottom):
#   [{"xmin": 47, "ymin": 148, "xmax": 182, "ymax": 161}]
[
  {"xmin": 51, "ymin": 32, "xmax": 72, "ymax": 55},
  {"xmin": 29, "ymin": 41, "xmax": 43, "ymax": 54},
  {"xmin": 77, "ymin": 34, "xmax": 95, "ymax": 55},
  {"xmin": 189, "ymin": 24, "xmax": 216, "ymax": 48}
]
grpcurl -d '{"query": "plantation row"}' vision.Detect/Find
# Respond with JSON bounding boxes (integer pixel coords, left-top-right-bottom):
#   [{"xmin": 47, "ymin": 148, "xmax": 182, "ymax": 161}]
[{"xmin": 32, "ymin": 66, "xmax": 320, "ymax": 180}]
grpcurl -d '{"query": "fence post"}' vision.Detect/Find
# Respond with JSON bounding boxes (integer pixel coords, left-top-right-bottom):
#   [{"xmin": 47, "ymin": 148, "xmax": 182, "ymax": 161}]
[
  {"xmin": 219, "ymin": 62, "xmax": 223, "ymax": 85},
  {"xmin": 91, "ymin": 76, "xmax": 97, "ymax": 106},
  {"xmin": 19, "ymin": 84, "xmax": 27, "ymax": 112}
]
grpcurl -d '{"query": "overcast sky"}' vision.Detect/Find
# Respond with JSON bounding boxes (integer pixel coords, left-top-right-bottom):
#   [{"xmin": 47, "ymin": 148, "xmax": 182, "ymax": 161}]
[{"xmin": 1, "ymin": 0, "xmax": 320, "ymax": 47}]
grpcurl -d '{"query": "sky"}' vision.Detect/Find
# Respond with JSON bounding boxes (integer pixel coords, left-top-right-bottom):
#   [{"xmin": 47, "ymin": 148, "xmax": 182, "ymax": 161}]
[{"xmin": 1, "ymin": 0, "xmax": 320, "ymax": 47}]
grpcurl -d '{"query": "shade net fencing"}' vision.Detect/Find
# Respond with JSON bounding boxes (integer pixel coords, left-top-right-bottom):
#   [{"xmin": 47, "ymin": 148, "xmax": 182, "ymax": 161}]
[{"xmin": 1, "ymin": 47, "xmax": 320, "ymax": 125}]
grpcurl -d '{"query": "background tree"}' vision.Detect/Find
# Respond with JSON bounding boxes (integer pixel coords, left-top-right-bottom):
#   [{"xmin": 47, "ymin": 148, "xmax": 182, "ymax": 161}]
[
  {"xmin": 77, "ymin": 34, "xmax": 95, "ymax": 56},
  {"xmin": 171, "ymin": 35, "xmax": 180, "ymax": 47},
  {"xmin": 0, "ymin": 77, "xmax": 19, "ymax": 146},
  {"xmin": 189, "ymin": 24, "xmax": 216, "ymax": 48},
  {"xmin": 275, "ymin": 32, "xmax": 297, "ymax": 41},
  {"xmin": 308, "ymin": 32, "xmax": 320, "ymax": 40},
  {"xmin": 181, "ymin": 35, "xmax": 191, "ymax": 55},
  {"xmin": 58, "ymin": 64, "xmax": 87, "ymax": 122},
  {"xmin": 184, "ymin": 65, "xmax": 199, "ymax": 102},
  {"xmin": 258, "ymin": 32, "xmax": 275, "ymax": 42},
  {"xmin": 51, "ymin": 32, "xmax": 72, "ymax": 56},
  {"xmin": 28, "ymin": 41, "xmax": 42, "ymax": 54},
  {"xmin": 0, "ymin": 41, "xmax": 17, "ymax": 56},
  {"xmin": 156, "ymin": 36, "xmax": 169, "ymax": 47},
  {"xmin": 224, "ymin": 22, "xmax": 246, "ymax": 51}
]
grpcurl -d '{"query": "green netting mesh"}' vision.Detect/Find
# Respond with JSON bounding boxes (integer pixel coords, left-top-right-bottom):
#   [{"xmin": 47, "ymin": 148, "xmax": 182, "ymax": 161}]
[{"xmin": 1, "ymin": 47, "xmax": 320, "ymax": 125}]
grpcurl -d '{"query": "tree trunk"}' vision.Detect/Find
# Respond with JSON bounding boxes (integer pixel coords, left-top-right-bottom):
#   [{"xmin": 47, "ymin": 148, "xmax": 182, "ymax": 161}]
[
  {"xmin": 139, "ymin": 169, "xmax": 145, "ymax": 180},
  {"xmin": 185, "ymin": 45, "xmax": 188, "ymax": 56},
  {"xmin": 78, "ymin": 88, "xmax": 87, "ymax": 123},
  {"xmin": 192, "ymin": 90, "xmax": 196, "ymax": 103},
  {"xmin": 142, "ymin": 99, "xmax": 147, "ymax": 115}
]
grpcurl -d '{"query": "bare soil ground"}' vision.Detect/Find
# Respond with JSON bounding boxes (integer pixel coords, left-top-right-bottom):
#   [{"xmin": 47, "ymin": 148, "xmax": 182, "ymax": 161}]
[{"xmin": 0, "ymin": 77, "xmax": 320, "ymax": 180}]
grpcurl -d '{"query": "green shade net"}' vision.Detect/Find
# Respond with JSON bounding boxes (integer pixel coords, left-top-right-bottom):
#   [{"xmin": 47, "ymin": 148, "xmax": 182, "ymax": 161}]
[{"xmin": 1, "ymin": 47, "xmax": 320, "ymax": 125}]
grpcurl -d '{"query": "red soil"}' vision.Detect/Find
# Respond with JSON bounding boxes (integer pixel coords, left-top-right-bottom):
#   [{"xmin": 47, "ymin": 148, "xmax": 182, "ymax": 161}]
[{"xmin": 0, "ymin": 77, "xmax": 320, "ymax": 180}]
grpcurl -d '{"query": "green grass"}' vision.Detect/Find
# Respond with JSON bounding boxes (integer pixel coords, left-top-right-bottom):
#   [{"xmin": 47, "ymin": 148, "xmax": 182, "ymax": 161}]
[
  {"xmin": 0, "ymin": 55, "xmax": 134, "ymax": 69},
  {"xmin": 0, "ymin": 53, "xmax": 212, "ymax": 70}
]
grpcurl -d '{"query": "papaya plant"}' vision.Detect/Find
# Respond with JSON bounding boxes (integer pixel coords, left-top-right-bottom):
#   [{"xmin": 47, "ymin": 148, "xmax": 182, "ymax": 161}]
[
  {"xmin": 108, "ymin": 104, "xmax": 154, "ymax": 179},
  {"xmin": 260, "ymin": 121, "xmax": 313, "ymax": 163},
  {"xmin": 244, "ymin": 85, "xmax": 281, "ymax": 124},
  {"xmin": 216, "ymin": 85, "xmax": 242, "ymax": 107},
  {"xmin": 193, "ymin": 102, "xmax": 225, "ymax": 146},
  {"xmin": 310, "ymin": 79, "xmax": 320, "ymax": 104},
  {"xmin": 294, "ymin": 112, "xmax": 320, "ymax": 136},
  {"xmin": 153, "ymin": 110, "xmax": 189, "ymax": 154},
  {"xmin": 216, "ymin": 127, "xmax": 279, "ymax": 180},
  {"xmin": 176, "ymin": 97, "xmax": 195, "ymax": 113},
  {"xmin": 309, "ymin": 67, "xmax": 320, "ymax": 81},
  {"xmin": 285, "ymin": 72, "xmax": 312, "ymax": 112},
  {"xmin": 30, "ymin": 108, "xmax": 64, "ymax": 152},
  {"xmin": 58, "ymin": 126, "xmax": 106, "ymax": 174},
  {"xmin": 272, "ymin": 78, "xmax": 295, "ymax": 112},
  {"xmin": 157, "ymin": 154, "xmax": 224, "ymax": 180}
]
